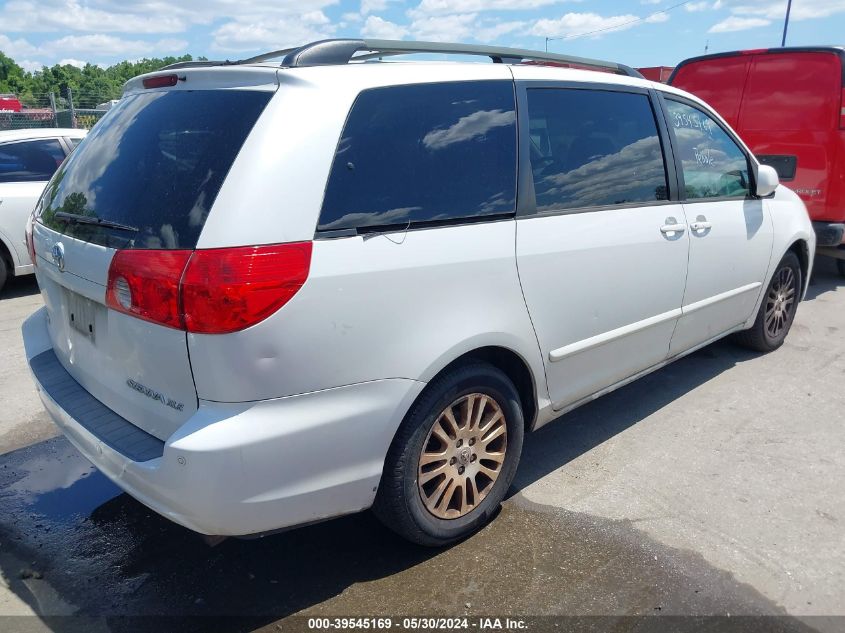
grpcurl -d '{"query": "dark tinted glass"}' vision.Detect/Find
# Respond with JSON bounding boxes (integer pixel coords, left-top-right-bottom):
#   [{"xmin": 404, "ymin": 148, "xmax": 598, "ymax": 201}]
[
  {"xmin": 0, "ymin": 139, "xmax": 65, "ymax": 183},
  {"xmin": 318, "ymin": 81, "xmax": 516, "ymax": 232},
  {"xmin": 666, "ymin": 99, "xmax": 750, "ymax": 200},
  {"xmin": 37, "ymin": 90, "xmax": 271, "ymax": 249},
  {"xmin": 527, "ymin": 89, "xmax": 668, "ymax": 212}
]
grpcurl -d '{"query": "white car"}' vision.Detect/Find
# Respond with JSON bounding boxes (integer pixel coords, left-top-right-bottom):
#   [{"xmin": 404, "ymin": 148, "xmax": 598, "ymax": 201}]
[
  {"xmin": 0, "ymin": 128, "xmax": 86, "ymax": 292},
  {"xmin": 22, "ymin": 40, "xmax": 814, "ymax": 546}
]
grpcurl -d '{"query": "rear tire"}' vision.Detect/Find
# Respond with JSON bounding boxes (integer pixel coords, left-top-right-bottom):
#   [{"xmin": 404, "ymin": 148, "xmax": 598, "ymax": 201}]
[
  {"xmin": 373, "ymin": 362, "xmax": 524, "ymax": 547},
  {"xmin": 836, "ymin": 257, "xmax": 845, "ymax": 278},
  {"xmin": 733, "ymin": 252, "xmax": 801, "ymax": 353}
]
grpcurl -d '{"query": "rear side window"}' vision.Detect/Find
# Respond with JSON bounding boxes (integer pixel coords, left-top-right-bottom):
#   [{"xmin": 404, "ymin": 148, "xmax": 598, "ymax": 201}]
[
  {"xmin": 666, "ymin": 99, "xmax": 751, "ymax": 200},
  {"xmin": 0, "ymin": 139, "xmax": 65, "ymax": 183},
  {"xmin": 318, "ymin": 81, "xmax": 516, "ymax": 232},
  {"xmin": 38, "ymin": 90, "xmax": 272, "ymax": 249},
  {"xmin": 526, "ymin": 89, "xmax": 668, "ymax": 213}
]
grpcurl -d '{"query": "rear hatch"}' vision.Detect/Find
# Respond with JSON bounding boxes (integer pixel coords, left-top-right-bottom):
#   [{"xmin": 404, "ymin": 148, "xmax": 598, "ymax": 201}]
[{"xmin": 30, "ymin": 74, "xmax": 275, "ymax": 441}]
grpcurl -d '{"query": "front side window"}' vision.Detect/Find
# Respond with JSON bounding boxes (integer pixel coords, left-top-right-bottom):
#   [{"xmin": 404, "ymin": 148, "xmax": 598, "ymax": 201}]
[
  {"xmin": 318, "ymin": 81, "xmax": 517, "ymax": 232},
  {"xmin": 526, "ymin": 88, "xmax": 669, "ymax": 213},
  {"xmin": 665, "ymin": 99, "xmax": 751, "ymax": 200},
  {"xmin": 0, "ymin": 139, "xmax": 65, "ymax": 183}
]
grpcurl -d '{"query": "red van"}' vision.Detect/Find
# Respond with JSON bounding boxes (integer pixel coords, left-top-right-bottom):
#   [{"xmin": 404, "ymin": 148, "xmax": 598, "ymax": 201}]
[
  {"xmin": 0, "ymin": 94, "xmax": 22, "ymax": 113},
  {"xmin": 668, "ymin": 47, "xmax": 845, "ymax": 266}
]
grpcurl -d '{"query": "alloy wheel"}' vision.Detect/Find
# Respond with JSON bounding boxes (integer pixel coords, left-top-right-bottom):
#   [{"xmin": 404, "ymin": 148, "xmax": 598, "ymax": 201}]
[
  {"xmin": 765, "ymin": 266, "xmax": 797, "ymax": 339},
  {"xmin": 417, "ymin": 393, "xmax": 508, "ymax": 519}
]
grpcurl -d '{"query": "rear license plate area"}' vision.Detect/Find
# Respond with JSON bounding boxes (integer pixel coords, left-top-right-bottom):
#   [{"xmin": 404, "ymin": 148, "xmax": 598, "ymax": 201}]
[{"xmin": 66, "ymin": 290, "xmax": 98, "ymax": 343}]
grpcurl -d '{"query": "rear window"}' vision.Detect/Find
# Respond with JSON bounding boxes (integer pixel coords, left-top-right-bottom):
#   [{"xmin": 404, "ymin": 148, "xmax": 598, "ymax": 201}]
[
  {"xmin": 37, "ymin": 90, "xmax": 272, "ymax": 249},
  {"xmin": 318, "ymin": 81, "xmax": 516, "ymax": 232}
]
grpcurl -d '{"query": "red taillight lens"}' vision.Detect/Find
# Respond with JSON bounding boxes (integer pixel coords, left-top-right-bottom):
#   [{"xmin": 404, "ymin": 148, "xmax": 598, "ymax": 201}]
[
  {"xmin": 142, "ymin": 74, "xmax": 179, "ymax": 89},
  {"xmin": 106, "ymin": 249, "xmax": 192, "ymax": 329},
  {"xmin": 181, "ymin": 242, "xmax": 312, "ymax": 334},
  {"xmin": 25, "ymin": 217, "xmax": 36, "ymax": 266},
  {"xmin": 105, "ymin": 242, "xmax": 312, "ymax": 334}
]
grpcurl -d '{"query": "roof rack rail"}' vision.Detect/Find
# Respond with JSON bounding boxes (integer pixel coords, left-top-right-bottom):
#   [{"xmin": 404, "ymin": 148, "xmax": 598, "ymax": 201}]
[{"xmin": 237, "ymin": 39, "xmax": 644, "ymax": 78}]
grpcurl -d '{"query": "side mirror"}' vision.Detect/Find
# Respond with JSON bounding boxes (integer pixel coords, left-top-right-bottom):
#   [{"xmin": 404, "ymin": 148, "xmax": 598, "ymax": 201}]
[{"xmin": 755, "ymin": 164, "xmax": 779, "ymax": 197}]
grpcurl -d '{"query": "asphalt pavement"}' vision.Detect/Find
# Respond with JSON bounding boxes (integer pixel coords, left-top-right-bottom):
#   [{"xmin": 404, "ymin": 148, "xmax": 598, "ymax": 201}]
[{"xmin": 0, "ymin": 259, "xmax": 843, "ymax": 632}]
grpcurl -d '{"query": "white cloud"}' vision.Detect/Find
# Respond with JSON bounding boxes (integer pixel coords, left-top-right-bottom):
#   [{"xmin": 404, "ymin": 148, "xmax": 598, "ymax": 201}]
[
  {"xmin": 411, "ymin": 0, "xmax": 567, "ymax": 16},
  {"xmin": 476, "ymin": 20, "xmax": 527, "ymax": 42},
  {"xmin": 0, "ymin": 34, "xmax": 39, "ymax": 57},
  {"xmin": 0, "ymin": 0, "xmax": 185, "ymax": 33},
  {"xmin": 17, "ymin": 59, "xmax": 46, "ymax": 72},
  {"xmin": 57, "ymin": 58, "xmax": 87, "ymax": 68},
  {"xmin": 731, "ymin": 0, "xmax": 845, "ymax": 20},
  {"xmin": 410, "ymin": 13, "xmax": 478, "ymax": 41},
  {"xmin": 685, "ymin": 1, "xmax": 711, "ymax": 11},
  {"xmin": 645, "ymin": 12, "xmax": 669, "ymax": 22},
  {"xmin": 362, "ymin": 15, "xmax": 409, "ymax": 39},
  {"xmin": 211, "ymin": 14, "xmax": 336, "ymax": 52},
  {"xmin": 46, "ymin": 34, "xmax": 188, "ymax": 57},
  {"xmin": 361, "ymin": 0, "xmax": 390, "ymax": 14},
  {"xmin": 532, "ymin": 12, "xmax": 639, "ymax": 38},
  {"xmin": 708, "ymin": 16, "xmax": 771, "ymax": 32},
  {"xmin": 708, "ymin": 0, "xmax": 845, "ymax": 34}
]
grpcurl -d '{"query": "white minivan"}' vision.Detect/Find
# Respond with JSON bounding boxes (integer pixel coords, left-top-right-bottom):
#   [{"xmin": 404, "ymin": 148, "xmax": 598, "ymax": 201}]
[{"xmin": 23, "ymin": 40, "xmax": 814, "ymax": 546}]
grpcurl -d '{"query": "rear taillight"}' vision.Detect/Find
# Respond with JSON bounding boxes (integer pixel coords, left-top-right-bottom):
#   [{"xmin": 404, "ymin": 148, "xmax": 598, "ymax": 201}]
[
  {"xmin": 181, "ymin": 243, "xmax": 312, "ymax": 334},
  {"xmin": 25, "ymin": 217, "xmax": 36, "ymax": 266},
  {"xmin": 105, "ymin": 242, "xmax": 312, "ymax": 334},
  {"xmin": 106, "ymin": 250, "xmax": 191, "ymax": 329}
]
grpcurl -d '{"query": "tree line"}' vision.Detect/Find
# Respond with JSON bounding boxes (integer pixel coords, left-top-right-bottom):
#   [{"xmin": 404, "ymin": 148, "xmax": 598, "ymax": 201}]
[{"xmin": 0, "ymin": 51, "xmax": 206, "ymax": 106}]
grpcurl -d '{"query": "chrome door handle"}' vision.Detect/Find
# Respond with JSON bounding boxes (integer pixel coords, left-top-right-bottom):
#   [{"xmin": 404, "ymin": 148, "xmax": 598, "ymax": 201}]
[
  {"xmin": 660, "ymin": 223, "xmax": 686, "ymax": 234},
  {"xmin": 690, "ymin": 221, "xmax": 712, "ymax": 231}
]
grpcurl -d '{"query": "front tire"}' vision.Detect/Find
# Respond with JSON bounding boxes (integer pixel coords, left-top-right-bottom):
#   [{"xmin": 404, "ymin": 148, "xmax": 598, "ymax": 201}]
[
  {"xmin": 373, "ymin": 362, "xmax": 524, "ymax": 547},
  {"xmin": 733, "ymin": 251, "xmax": 801, "ymax": 352}
]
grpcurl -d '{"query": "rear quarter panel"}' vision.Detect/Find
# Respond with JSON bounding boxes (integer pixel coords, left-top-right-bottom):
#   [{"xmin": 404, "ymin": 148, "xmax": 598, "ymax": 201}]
[{"xmin": 188, "ymin": 220, "xmax": 549, "ymax": 411}]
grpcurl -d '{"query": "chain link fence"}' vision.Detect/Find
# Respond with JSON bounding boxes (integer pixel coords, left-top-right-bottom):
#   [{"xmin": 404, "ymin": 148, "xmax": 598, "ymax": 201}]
[{"xmin": 0, "ymin": 89, "xmax": 116, "ymax": 131}]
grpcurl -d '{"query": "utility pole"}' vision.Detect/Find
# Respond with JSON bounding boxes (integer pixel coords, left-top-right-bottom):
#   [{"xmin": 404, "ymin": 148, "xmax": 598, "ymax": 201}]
[
  {"xmin": 545, "ymin": 37, "xmax": 549, "ymax": 52},
  {"xmin": 781, "ymin": 0, "xmax": 793, "ymax": 46}
]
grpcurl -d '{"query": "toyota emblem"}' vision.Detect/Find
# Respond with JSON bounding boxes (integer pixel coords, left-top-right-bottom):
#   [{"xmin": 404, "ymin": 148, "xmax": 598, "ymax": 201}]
[{"xmin": 51, "ymin": 242, "xmax": 65, "ymax": 272}]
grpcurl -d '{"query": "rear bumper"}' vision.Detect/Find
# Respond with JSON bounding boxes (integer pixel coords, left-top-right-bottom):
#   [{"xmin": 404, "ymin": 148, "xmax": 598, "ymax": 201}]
[
  {"xmin": 811, "ymin": 221, "xmax": 845, "ymax": 247},
  {"xmin": 23, "ymin": 307, "xmax": 425, "ymax": 536}
]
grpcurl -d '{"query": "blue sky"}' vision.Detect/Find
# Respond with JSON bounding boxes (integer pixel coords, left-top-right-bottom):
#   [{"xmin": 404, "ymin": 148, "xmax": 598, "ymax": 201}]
[{"xmin": 1, "ymin": 0, "xmax": 843, "ymax": 71}]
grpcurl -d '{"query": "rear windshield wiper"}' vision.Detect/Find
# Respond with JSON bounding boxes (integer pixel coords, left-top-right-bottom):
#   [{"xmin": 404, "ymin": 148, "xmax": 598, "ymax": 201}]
[{"xmin": 54, "ymin": 211, "xmax": 139, "ymax": 233}]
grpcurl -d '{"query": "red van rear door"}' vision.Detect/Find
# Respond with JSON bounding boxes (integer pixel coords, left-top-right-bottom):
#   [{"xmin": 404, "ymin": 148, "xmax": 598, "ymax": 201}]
[
  {"xmin": 669, "ymin": 56, "xmax": 750, "ymax": 128},
  {"xmin": 738, "ymin": 52, "xmax": 842, "ymax": 221}
]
